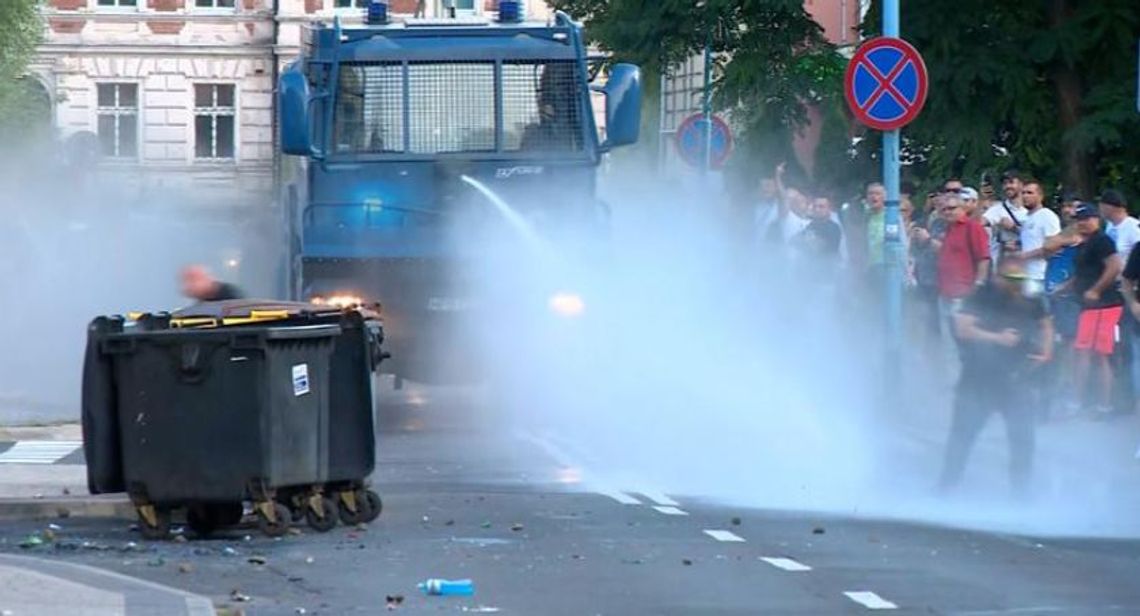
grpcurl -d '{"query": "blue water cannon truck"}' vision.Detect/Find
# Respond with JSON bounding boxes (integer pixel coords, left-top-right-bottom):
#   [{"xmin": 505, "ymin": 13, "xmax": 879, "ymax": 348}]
[{"xmin": 278, "ymin": 1, "xmax": 641, "ymax": 384}]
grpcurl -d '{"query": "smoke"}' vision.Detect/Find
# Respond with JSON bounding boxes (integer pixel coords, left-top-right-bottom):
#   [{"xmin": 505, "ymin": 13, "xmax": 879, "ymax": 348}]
[
  {"xmin": 0, "ymin": 149, "xmax": 281, "ymax": 425},
  {"xmin": 453, "ymin": 169, "xmax": 1140, "ymax": 539}
]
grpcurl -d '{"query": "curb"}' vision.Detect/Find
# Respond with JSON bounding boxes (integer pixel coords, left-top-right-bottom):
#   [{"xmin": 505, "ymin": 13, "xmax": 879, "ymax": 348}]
[{"xmin": 0, "ymin": 496, "xmax": 134, "ymax": 522}]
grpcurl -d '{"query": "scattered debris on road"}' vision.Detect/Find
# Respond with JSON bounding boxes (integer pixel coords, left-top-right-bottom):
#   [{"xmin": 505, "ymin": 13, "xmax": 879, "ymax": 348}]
[
  {"xmin": 510, "ymin": 523, "xmax": 524, "ymax": 532},
  {"xmin": 178, "ymin": 562, "xmax": 194, "ymax": 574},
  {"xmin": 731, "ymin": 517, "xmax": 742, "ymax": 526},
  {"xmin": 812, "ymin": 527, "xmax": 826, "ymax": 535},
  {"xmin": 682, "ymin": 559, "xmax": 693, "ymax": 566},
  {"xmin": 386, "ymin": 594, "xmax": 405, "ymax": 610},
  {"xmin": 248, "ymin": 555, "xmax": 268, "ymax": 566},
  {"xmin": 230, "ymin": 589, "xmax": 252, "ymax": 603}
]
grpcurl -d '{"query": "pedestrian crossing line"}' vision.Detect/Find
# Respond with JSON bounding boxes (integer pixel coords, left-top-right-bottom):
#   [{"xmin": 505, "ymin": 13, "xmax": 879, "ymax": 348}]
[
  {"xmin": 0, "ymin": 441, "xmax": 83, "ymax": 465},
  {"xmin": 760, "ymin": 556, "xmax": 811, "ymax": 571},
  {"xmin": 652, "ymin": 506, "xmax": 689, "ymax": 516},
  {"xmin": 703, "ymin": 529, "xmax": 746, "ymax": 543},
  {"xmin": 844, "ymin": 591, "xmax": 899, "ymax": 610},
  {"xmin": 598, "ymin": 489, "xmax": 642, "ymax": 505},
  {"xmin": 639, "ymin": 490, "xmax": 679, "ymax": 507}
]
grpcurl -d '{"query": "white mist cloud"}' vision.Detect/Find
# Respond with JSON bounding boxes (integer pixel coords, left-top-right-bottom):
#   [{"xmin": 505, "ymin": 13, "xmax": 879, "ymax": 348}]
[{"xmin": 453, "ymin": 170, "xmax": 1140, "ymax": 539}]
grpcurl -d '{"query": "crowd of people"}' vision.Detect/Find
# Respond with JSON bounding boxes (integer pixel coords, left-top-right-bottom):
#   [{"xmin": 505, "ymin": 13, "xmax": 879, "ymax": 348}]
[{"xmin": 751, "ymin": 165, "xmax": 1138, "ymax": 496}]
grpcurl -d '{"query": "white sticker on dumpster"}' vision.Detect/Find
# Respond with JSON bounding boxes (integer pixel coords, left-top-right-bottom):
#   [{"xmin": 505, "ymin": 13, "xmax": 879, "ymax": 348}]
[{"xmin": 292, "ymin": 364, "xmax": 310, "ymax": 397}]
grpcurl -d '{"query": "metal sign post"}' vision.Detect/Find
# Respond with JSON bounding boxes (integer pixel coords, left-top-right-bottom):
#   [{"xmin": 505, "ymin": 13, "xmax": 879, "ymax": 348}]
[
  {"xmin": 843, "ymin": 0, "xmax": 929, "ymax": 399},
  {"xmin": 883, "ymin": 0, "xmax": 903, "ymax": 372}
]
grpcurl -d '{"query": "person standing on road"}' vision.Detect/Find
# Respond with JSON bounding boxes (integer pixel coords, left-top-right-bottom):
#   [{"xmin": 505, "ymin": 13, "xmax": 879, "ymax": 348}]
[
  {"xmin": 1012, "ymin": 181, "xmax": 1062, "ymax": 296},
  {"xmin": 935, "ymin": 193, "xmax": 992, "ymax": 367},
  {"xmin": 982, "ymin": 169, "xmax": 1028, "ymax": 267},
  {"xmin": 938, "ymin": 257, "xmax": 1053, "ymax": 497},
  {"xmin": 1070, "ymin": 205, "xmax": 1124, "ymax": 417},
  {"xmin": 911, "ymin": 192, "xmax": 949, "ymax": 357},
  {"xmin": 1042, "ymin": 196, "xmax": 1083, "ymax": 416},
  {"xmin": 1099, "ymin": 189, "xmax": 1139, "ymax": 263},
  {"xmin": 181, "ymin": 265, "xmax": 244, "ymax": 303}
]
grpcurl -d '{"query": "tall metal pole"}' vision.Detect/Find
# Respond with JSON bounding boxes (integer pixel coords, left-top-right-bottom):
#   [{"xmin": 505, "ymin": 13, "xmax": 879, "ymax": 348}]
[
  {"xmin": 702, "ymin": 29, "xmax": 713, "ymax": 175},
  {"xmin": 883, "ymin": 0, "xmax": 903, "ymax": 377}
]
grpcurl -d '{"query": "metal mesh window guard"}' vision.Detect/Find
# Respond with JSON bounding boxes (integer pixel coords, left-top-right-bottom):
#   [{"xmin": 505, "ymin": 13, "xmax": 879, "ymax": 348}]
[
  {"xmin": 332, "ymin": 60, "xmax": 583, "ymax": 156},
  {"xmin": 502, "ymin": 60, "xmax": 582, "ymax": 152},
  {"xmin": 408, "ymin": 62, "xmax": 495, "ymax": 154},
  {"xmin": 335, "ymin": 64, "xmax": 404, "ymax": 154}
]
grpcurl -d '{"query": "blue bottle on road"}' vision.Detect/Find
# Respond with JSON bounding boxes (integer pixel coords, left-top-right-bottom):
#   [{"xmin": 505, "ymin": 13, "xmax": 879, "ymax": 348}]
[{"xmin": 418, "ymin": 578, "xmax": 474, "ymax": 596}]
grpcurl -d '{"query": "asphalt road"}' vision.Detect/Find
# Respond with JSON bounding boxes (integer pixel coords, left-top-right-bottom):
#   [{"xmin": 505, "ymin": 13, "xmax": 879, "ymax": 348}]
[{"xmin": 4, "ymin": 384, "xmax": 1140, "ymax": 615}]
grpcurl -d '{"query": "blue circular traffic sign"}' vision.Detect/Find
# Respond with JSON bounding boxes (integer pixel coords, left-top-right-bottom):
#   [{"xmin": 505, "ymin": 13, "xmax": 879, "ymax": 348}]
[
  {"xmin": 675, "ymin": 113, "xmax": 733, "ymax": 169},
  {"xmin": 844, "ymin": 37, "xmax": 929, "ymax": 131}
]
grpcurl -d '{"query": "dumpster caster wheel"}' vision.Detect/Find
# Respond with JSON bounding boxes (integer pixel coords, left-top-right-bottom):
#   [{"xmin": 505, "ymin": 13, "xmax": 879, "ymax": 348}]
[
  {"xmin": 336, "ymin": 491, "xmax": 369, "ymax": 525},
  {"xmin": 138, "ymin": 508, "xmax": 171, "ymax": 541},
  {"xmin": 257, "ymin": 502, "xmax": 292, "ymax": 538},
  {"xmin": 306, "ymin": 497, "xmax": 338, "ymax": 533},
  {"xmin": 361, "ymin": 490, "xmax": 382, "ymax": 523}
]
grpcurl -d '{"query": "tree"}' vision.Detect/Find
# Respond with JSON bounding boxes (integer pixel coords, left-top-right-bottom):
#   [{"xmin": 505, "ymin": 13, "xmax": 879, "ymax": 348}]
[
  {"xmin": 550, "ymin": 0, "xmax": 849, "ymax": 193},
  {"xmin": 0, "ymin": 0, "xmax": 45, "ymax": 144},
  {"xmin": 863, "ymin": 0, "xmax": 1140, "ymax": 198}
]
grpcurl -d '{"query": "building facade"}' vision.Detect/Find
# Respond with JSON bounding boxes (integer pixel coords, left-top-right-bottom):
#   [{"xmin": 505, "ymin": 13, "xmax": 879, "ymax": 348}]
[{"xmin": 33, "ymin": 0, "xmax": 555, "ymax": 208}]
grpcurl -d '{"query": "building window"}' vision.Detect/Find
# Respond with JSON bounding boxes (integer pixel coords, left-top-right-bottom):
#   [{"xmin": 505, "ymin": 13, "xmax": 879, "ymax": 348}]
[
  {"xmin": 194, "ymin": 0, "xmax": 236, "ymax": 7},
  {"xmin": 96, "ymin": 83, "xmax": 138, "ymax": 159},
  {"xmin": 333, "ymin": 0, "xmax": 369, "ymax": 8},
  {"xmin": 194, "ymin": 84, "xmax": 236, "ymax": 160},
  {"xmin": 96, "ymin": 0, "xmax": 138, "ymax": 7}
]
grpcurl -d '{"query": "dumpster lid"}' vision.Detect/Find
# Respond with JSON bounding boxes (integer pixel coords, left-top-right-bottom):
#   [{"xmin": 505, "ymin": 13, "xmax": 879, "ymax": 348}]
[{"xmin": 169, "ymin": 300, "xmax": 379, "ymax": 329}]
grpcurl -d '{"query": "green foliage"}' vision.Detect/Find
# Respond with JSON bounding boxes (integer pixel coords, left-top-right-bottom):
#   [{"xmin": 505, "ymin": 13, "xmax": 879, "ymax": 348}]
[
  {"xmin": 0, "ymin": 0, "xmax": 45, "ymax": 144},
  {"xmin": 552, "ymin": 0, "xmax": 849, "ymax": 188},
  {"xmin": 865, "ymin": 0, "xmax": 1140, "ymax": 197}
]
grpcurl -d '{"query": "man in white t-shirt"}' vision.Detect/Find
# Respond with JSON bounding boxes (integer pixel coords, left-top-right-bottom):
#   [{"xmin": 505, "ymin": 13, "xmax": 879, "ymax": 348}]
[
  {"xmin": 1014, "ymin": 180, "xmax": 1062, "ymax": 288},
  {"xmin": 982, "ymin": 169, "xmax": 1028, "ymax": 265},
  {"xmin": 1099, "ymin": 189, "xmax": 1139, "ymax": 262}
]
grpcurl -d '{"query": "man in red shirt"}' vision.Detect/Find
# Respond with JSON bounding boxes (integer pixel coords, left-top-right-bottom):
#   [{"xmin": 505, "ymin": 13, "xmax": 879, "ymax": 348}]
[{"xmin": 937, "ymin": 193, "xmax": 992, "ymax": 367}]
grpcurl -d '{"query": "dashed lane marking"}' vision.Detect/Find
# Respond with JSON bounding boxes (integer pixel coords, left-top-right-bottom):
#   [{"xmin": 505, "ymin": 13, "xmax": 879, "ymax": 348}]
[
  {"xmin": 653, "ymin": 506, "xmax": 689, "ymax": 516},
  {"xmin": 760, "ymin": 557, "xmax": 812, "ymax": 571},
  {"xmin": 703, "ymin": 529, "xmax": 746, "ymax": 542},
  {"xmin": 639, "ymin": 490, "xmax": 679, "ymax": 507},
  {"xmin": 844, "ymin": 591, "xmax": 899, "ymax": 610},
  {"xmin": 0, "ymin": 441, "xmax": 83, "ymax": 465}
]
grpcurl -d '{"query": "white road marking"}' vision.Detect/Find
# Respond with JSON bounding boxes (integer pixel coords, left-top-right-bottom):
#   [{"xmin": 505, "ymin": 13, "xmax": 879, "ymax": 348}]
[
  {"xmin": 844, "ymin": 591, "xmax": 898, "ymax": 610},
  {"xmin": 640, "ymin": 490, "xmax": 679, "ymax": 507},
  {"xmin": 0, "ymin": 441, "xmax": 82, "ymax": 465},
  {"xmin": 598, "ymin": 490, "xmax": 642, "ymax": 505},
  {"xmin": 653, "ymin": 506, "xmax": 689, "ymax": 516},
  {"xmin": 703, "ymin": 529, "xmax": 746, "ymax": 542},
  {"xmin": 759, "ymin": 556, "xmax": 811, "ymax": 571}
]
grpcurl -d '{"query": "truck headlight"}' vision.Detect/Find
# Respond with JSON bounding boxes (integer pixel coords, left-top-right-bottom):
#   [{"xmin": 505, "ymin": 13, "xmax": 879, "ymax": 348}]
[{"xmin": 548, "ymin": 292, "xmax": 585, "ymax": 318}]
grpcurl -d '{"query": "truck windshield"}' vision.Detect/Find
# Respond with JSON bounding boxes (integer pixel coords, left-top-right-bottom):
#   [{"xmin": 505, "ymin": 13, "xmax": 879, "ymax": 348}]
[{"xmin": 332, "ymin": 60, "xmax": 584, "ymax": 155}]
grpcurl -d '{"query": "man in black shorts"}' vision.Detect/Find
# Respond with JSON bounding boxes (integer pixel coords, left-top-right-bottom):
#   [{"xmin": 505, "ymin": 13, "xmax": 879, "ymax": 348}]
[{"xmin": 938, "ymin": 257, "xmax": 1053, "ymax": 497}]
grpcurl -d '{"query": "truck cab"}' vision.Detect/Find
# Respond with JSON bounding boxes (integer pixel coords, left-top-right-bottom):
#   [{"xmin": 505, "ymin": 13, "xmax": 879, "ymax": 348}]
[{"xmin": 279, "ymin": 3, "xmax": 641, "ymax": 383}]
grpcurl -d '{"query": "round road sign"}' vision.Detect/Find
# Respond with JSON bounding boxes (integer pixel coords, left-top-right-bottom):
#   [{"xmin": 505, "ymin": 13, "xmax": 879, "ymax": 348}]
[
  {"xmin": 675, "ymin": 113, "xmax": 733, "ymax": 169},
  {"xmin": 844, "ymin": 37, "xmax": 929, "ymax": 131}
]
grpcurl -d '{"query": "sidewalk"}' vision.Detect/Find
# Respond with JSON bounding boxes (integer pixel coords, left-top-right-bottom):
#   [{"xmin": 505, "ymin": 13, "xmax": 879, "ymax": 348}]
[
  {"xmin": 0, "ymin": 423, "xmax": 132, "ymax": 522},
  {"xmin": 0, "ymin": 553, "xmax": 214, "ymax": 616}
]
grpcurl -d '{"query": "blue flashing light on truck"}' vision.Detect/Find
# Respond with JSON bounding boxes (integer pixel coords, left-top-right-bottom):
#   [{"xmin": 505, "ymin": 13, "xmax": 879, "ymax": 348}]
[{"xmin": 278, "ymin": 1, "xmax": 641, "ymax": 383}]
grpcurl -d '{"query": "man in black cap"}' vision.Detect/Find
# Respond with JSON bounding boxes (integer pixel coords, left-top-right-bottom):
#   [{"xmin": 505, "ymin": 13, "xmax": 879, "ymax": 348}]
[{"xmin": 1071, "ymin": 204, "xmax": 1124, "ymax": 417}]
